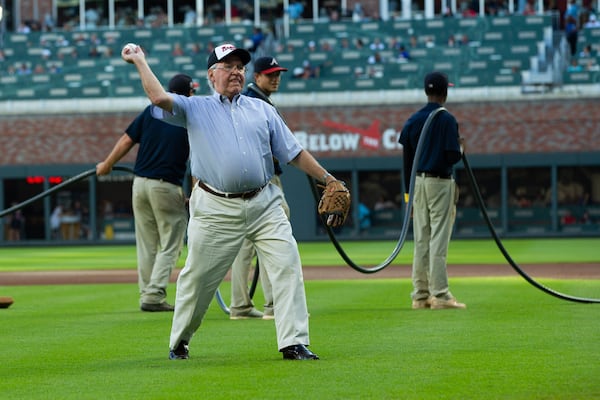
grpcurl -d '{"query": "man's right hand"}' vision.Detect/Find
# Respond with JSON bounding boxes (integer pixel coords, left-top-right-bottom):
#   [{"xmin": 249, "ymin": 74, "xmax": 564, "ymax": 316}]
[{"xmin": 121, "ymin": 43, "xmax": 144, "ymax": 64}]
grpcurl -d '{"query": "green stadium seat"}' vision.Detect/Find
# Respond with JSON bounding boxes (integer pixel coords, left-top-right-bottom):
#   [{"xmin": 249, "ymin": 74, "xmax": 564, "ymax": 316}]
[
  {"xmin": 563, "ymin": 71, "xmax": 597, "ymax": 84},
  {"xmin": 79, "ymin": 86, "xmax": 108, "ymax": 97},
  {"xmin": 115, "ymin": 86, "xmax": 136, "ymax": 96},
  {"xmin": 49, "ymin": 87, "xmax": 69, "ymax": 97},
  {"xmin": 32, "ymin": 74, "xmax": 51, "ymax": 83},
  {"xmin": 77, "ymin": 59, "xmax": 98, "ymax": 68},
  {"xmin": 274, "ymin": 53, "xmax": 295, "ymax": 64},
  {"xmin": 16, "ymin": 88, "xmax": 36, "ymax": 98},
  {"xmin": 166, "ymin": 29, "xmax": 185, "ymax": 39},
  {"xmin": 340, "ymin": 50, "xmax": 363, "ymax": 60},
  {"xmin": 330, "ymin": 65, "xmax": 352, "ymax": 75},
  {"xmin": 319, "ymin": 79, "xmax": 343, "ymax": 90}
]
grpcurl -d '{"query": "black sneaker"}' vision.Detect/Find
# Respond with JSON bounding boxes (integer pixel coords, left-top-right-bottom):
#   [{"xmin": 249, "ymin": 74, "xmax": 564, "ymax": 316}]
[
  {"xmin": 169, "ymin": 341, "xmax": 189, "ymax": 360},
  {"xmin": 140, "ymin": 302, "xmax": 175, "ymax": 312},
  {"xmin": 280, "ymin": 344, "xmax": 319, "ymax": 360}
]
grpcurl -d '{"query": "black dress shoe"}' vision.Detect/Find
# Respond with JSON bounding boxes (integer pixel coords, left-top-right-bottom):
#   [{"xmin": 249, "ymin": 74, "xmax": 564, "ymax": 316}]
[
  {"xmin": 169, "ymin": 341, "xmax": 189, "ymax": 360},
  {"xmin": 141, "ymin": 302, "xmax": 175, "ymax": 312},
  {"xmin": 280, "ymin": 344, "xmax": 319, "ymax": 360}
]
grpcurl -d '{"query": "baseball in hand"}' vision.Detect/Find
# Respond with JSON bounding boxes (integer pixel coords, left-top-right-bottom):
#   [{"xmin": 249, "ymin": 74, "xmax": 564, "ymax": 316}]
[{"xmin": 122, "ymin": 43, "xmax": 139, "ymax": 63}]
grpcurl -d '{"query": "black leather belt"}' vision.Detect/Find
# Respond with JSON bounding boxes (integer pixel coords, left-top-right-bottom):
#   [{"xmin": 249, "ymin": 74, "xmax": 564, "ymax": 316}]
[
  {"xmin": 417, "ymin": 171, "xmax": 452, "ymax": 179},
  {"xmin": 197, "ymin": 181, "xmax": 264, "ymax": 199}
]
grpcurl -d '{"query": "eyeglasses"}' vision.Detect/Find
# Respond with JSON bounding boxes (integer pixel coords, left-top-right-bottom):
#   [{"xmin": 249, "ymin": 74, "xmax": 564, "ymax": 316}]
[{"xmin": 212, "ymin": 64, "xmax": 246, "ymax": 74}]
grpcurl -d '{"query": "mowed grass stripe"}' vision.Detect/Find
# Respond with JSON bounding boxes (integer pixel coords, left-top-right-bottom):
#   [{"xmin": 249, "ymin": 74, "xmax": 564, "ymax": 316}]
[{"xmin": 0, "ymin": 238, "xmax": 599, "ymax": 272}]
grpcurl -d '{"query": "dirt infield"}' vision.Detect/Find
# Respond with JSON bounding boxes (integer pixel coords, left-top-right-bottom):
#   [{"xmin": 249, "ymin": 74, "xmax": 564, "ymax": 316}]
[{"xmin": 1, "ymin": 263, "xmax": 599, "ymax": 286}]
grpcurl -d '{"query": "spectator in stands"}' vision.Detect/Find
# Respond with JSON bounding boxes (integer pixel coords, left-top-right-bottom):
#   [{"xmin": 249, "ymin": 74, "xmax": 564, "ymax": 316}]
[
  {"xmin": 396, "ymin": 45, "xmax": 411, "ymax": 62},
  {"xmin": 584, "ymin": 59, "xmax": 600, "ymax": 71},
  {"xmin": 460, "ymin": 1, "xmax": 478, "ymax": 17},
  {"xmin": 369, "ymin": 38, "xmax": 385, "ymax": 51},
  {"xmin": 367, "ymin": 51, "xmax": 384, "ymax": 64},
  {"xmin": 17, "ymin": 63, "xmax": 32, "ymax": 75},
  {"xmin": 48, "ymin": 63, "xmax": 62, "ymax": 74},
  {"xmin": 584, "ymin": 14, "xmax": 600, "ymax": 28},
  {"xmin": 296, "ymin": 59, "xmax": 320, "ymax": 79},
  {"xmin": 288, "ymin": 1, "xmax": 305, "ymax": 23},
  {"xmin": 425, "ymin": 36, "xmax": 435, "ymax": 48},
  {"xmin": 339, "ymin": 37, "xmax": 351, "ymax": 50},
  {"xmin": 374, "ymin": 195, "xmax": 397, "ymax": 211},
  {"xmin": 321, "ymin": 41, "xmax": 334, "ymax": 52},
  {"xmin": 85, "ymin": 7, "xmax": 100, "ymax": 29},
  {"xmin": 579, "ymin": 44, "xmax": 593, "ymax": 58},
  {"xmin": 352, "ymin": 2, "xmax": 365, "ymax": 22},
  {"xmin": 355, "ymin": 38, "xmax": 366, "ymax": 50},
  {"xmin": 0, "ymin": 49, "xmax": 7, "ymax": 62},
  {"xmin": 43, "ymin": 13, "xmax": 56, "ymax": 31},
  {"xmin": 50, "ymin": 205, "xmax": 63, "ymax": 239},
  {"xmin": 89, "ymin": 33, "xmax": 102, "ymax": 46},
  {"xmin": 17, "ymin": 22, "xmax": 31, "ymax": 34},
  {"xmin": 172, "ymin": 42, "xmax": 184, "ymax": 56},
  {"xmin": 522, "ymin": 0, "xmax": 536, "ymax": 15},
  {"xmin": 409, "ymin": 35, "xmax": 418, "ymax": 49},
  {"xmin": 183, "ymin": 5, "xmax": 197, "ymax": 26},
  {"xmin": 33, "ymin": 64, "xmax": 46, "ymax": 74},
  {"xmin": 7, "ymin": 205, "xmax": 25, "ymax": 241},
  {"xmin": 564, "ymin": 0, "xmax": 580, "ymax": 57},
  {"xmin": 581, "ymin": 210, "xmax": 593, "ymax": 225},
  {"xmin": 447, "ymin": 34, "xmax": 457, "ymax": 47},
  {"xmin": 88, "ymin": 46, "xmax": 102, "ymax": 58},
  {"xmin": 561, "ymin": 210, "xmax": 577, "ymax": 225},
  {"xmin": 248, "ymin": 27, "xmax": 265, "ymax": 53},
  {"xmin": 358, "ymin": 202, "xmax": 372, "ymax": 231},
  {"xmin": 189, "ymin": 42, "xmax": 202, "ymax": 56},
  {"xmin": 567, "ymin": 58, "xmax": 583, "ymax": 72}
]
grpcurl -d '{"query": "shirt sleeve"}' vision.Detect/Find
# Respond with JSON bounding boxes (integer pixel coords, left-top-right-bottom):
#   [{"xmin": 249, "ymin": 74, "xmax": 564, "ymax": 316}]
[
  {"xmin": 263, "ymin": 105, "xmax": 303, "ymax": 164},
  {"xmin": 150, "ymin": 94, "xmax": 187, "ymax": 128}
]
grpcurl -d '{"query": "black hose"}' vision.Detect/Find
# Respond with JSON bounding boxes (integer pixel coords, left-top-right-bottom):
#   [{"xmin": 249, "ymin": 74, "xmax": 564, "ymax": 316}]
[
  {"xmin": 461, "ymin": 154, "xmax": 600, "ymax": 304},
  {"xmin": 0, "ymin": 166, "xmax": 134, "ymax": 219}
]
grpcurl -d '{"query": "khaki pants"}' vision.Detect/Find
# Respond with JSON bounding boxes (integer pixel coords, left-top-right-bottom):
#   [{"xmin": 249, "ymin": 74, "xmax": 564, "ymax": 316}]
[
  {"xmin": 169, "ymin": 183, "xmax": 310, "ymax": 351},
  {"xmin": 411, "ymin": 176, "xmax": 457, "ymax": 301},
  {"xmin": 132, "ymin": 177, "xmax": 187, "ymax": 304},
  {"xmin": 230, "ymin": 174, "xmax": 289, "ymax": 314}
]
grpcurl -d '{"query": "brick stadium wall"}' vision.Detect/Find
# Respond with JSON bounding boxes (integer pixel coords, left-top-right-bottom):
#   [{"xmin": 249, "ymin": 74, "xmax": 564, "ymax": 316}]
[{"xmin": 0, "ymin": 98, "xmax": 598, "ymax": 166}]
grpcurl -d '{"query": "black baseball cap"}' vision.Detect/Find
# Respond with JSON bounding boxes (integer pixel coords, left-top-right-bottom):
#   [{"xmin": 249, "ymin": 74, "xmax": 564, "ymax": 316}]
[
  {"xmin": 254, "ymin": 57, "xmax": 288, "ymax": 74},
  {"xmin": 207, "ymin": 43, "xmax": 252, "ymax": 69},
  {"xmin": 168, "ymin": 74, "xmax": 198, "ymax": 95},
  {"xmin": 424, "ymin": 71, "xmax": 454, "ymax": 95}
]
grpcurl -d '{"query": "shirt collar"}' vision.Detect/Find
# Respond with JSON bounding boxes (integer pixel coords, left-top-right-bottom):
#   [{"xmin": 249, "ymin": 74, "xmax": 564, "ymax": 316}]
[{"xmin": 214, "ymin": 92, "xmax": 242, "ymax": 104}]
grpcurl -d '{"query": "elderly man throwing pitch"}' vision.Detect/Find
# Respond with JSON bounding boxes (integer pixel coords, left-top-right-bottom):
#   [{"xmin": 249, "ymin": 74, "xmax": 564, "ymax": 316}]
[{"xmin": 121, "ymin": 42, "xmax": 350, "ymax": 361}]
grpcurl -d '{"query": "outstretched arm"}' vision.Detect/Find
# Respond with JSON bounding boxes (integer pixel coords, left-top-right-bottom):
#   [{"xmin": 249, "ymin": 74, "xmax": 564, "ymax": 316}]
[
  {"xmin": 121, "ymin": 44, "xmax": 173, "ymax": 113},
  {"xmin": 96, "ymin": 134, "xmax": 135, "ymax": 175}
]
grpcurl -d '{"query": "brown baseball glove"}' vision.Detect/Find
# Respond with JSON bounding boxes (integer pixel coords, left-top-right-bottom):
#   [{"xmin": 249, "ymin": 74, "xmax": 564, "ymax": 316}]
[{"xmin": 318, "ymin": 180, "xmax": 351, "ymax": 227}]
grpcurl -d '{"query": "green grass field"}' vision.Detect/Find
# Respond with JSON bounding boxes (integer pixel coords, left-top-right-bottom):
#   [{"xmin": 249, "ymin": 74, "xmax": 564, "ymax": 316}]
[{"xmin": 1, "ymin": 239, "xmax": 599, "ymax": 399}]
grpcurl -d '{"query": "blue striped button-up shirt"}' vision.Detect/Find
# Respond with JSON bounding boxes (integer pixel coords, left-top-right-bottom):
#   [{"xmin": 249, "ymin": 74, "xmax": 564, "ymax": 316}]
[{"xmin": 153, "ymin": 92, "xmax": 302, "ymax": 193}]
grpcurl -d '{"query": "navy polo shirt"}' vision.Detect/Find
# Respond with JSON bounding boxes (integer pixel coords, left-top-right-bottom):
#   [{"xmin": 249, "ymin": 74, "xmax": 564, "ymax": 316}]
[
  {"xmin": 126, "ymin": 106, "xmax": 189, "ymax": 186},
  {"xmin": 398, "ymin": 102, "xmax": 461, "ymax": 191}
]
